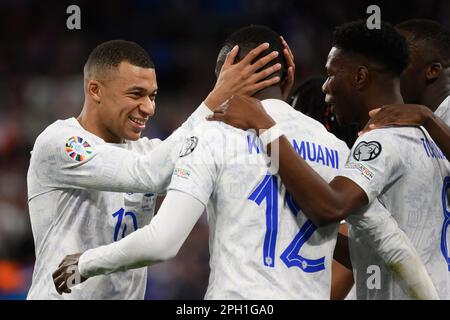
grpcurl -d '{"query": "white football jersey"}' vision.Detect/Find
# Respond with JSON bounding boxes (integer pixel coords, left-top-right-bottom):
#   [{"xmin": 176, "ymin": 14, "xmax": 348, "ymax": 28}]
[
  {"xmin": 27, "ymin": 104, "xmax": 210, "ymax": 299},
  {"xmin": 341, "ymin": 126, "xmax": 450, "ymax": 299},
  {"xmin": 435, "ymin": 95, "xmax": 450, "ymax": 126},
  {"xmin": 169, "ymin": 99, "xmax": 350, "ymax": 299}
]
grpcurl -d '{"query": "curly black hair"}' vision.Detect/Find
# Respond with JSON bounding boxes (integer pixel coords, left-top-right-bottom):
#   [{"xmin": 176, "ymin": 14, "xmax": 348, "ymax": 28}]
[
  {"xmin": 215, "ymin": 25, "xmax": 287, "ymax": 81},
  {"xmin": 332, "ymin": 20, "xmax": 409, "ymax": 75},
  {"xmin": 396, "ymin": 19, "xmax": 450, "ymax": 67}
]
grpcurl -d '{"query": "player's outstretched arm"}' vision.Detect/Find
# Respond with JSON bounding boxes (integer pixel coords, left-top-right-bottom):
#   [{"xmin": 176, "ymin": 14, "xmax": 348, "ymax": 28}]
[
  {"xmin": 52, "ymin": 190, "xmax": 204, "ymax": 295},
  {"xmin": 162, "ymin": 42, "xmax": 285, "ymax": 152},
  {"xmin": 331, "ymin": 224, "xmax": 354, "ymax": 300},
  {"xmin": 131, "ymin": 42, "xmax": 292, "ymax": 193},
  {"xmin": 347, "ymin": 199, "xmax": 439, "ymax": 300},
  {"xmin": 208, "ymin": 94, "xmax": 368, "ymax": 226},
  {"xmin": 208, "ymin": 96, "xmax": 440, "ymax": 300},
  {"xmin": 361, "ymin": 104, "xmax": 450, "ymax": 160}
]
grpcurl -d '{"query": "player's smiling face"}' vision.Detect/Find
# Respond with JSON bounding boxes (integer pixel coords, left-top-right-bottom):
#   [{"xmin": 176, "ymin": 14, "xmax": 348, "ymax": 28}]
[
  {"xmin": 322, "ymin": 47, "xmax": 358, "ymax": 126},
  {"xmin": 99, "ymin": 61, "xmax": 158, "ymax": 142}
]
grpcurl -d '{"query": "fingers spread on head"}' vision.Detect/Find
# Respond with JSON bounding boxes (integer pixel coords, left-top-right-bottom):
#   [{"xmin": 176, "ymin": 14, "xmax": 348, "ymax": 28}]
[
  {"xmin": 242, "ymin": 43, "xmax": 269, "ymax": 65},
  {"xmin": 281, "ymin": 36, "xmax": 294, "ymax": 60},
  {"xmin": 224, "ymin": 45, "xmax": 239, "ymax": 68},
  {"xmin": 252, "ymin": 63, "xmax": 281, "ymax": 82},
  {"xmin": 250, "ymin": 51, "xmax": 279, "ymax": 73},
  {"xmin": 249, "ymin": 77, "xmax": 280, "ymax": 94}
]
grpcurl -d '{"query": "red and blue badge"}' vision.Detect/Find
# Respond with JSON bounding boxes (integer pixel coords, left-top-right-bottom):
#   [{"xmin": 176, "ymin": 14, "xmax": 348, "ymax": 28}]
[{"xmin": 65, "ymin": 136, "xmax": 93, "ymax": 162}]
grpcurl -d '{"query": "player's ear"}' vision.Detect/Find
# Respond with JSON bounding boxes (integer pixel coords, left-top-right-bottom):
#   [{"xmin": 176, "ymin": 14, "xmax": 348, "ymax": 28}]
[
  {"xmin": 355, "ymin": 65, "xmax": 369, "ymax": 89},
  {"xmin": 425, "ymin": 62, "xmax": 443, "ymax": 81},
  {"xmin": 87, "ymin": 80, "xmax": 102, "ymax": 104}
]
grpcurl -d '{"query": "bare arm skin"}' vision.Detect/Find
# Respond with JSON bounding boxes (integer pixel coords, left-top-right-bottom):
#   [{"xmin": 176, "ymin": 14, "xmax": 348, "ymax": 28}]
[{"xmin": 208, "ymin": 94, "xmax": 368, "ymax": 227}]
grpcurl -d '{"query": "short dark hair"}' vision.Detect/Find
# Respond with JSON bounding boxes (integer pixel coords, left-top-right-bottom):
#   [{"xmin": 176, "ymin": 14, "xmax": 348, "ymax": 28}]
[
  {"xmin": 396, "ymin": 19, "xmax": 450, "ymax": 66},
  {"xmin": 332, "ymin": 20, "xmax": 409, "ymax": 75},
  {"xmin": 216, "ymin": 25, "xmax": 286, "ymax": 80},
  {"xmin": 84, "ymin": 40, "xmax": 154, "ymax": 82}
]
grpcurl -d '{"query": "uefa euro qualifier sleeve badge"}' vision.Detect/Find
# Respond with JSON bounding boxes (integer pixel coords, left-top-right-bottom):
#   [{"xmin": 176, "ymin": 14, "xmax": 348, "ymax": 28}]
[{"xmin": 65, "ymin": 136, "xmax": 93, "ymax": 162}]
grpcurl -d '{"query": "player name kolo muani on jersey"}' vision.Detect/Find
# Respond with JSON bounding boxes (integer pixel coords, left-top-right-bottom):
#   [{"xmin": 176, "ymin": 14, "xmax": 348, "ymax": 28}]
[{"xmin": 246, "ymin": 133, "xmax": 341, "ymax": 169}]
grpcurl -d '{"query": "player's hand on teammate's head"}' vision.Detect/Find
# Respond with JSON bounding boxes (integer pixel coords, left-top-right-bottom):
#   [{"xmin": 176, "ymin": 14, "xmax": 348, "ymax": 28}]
[
  {"xmin": 52, "ymin": 253, "xmax": 87, "ymax": 295},
  {"xmin": 205, "ymin": 43, "xmax": 282, "ymax": 109},
  {"xmin": 280, "ymin": 36, "xmax": 295, "ymax": 102},
  {"xmin": 207, "ymin": 94, "xmax": 276, "ymax": 131},
  {"xmin": 358, "ymin": 104, "xmax": 433, "ymax": 136}
]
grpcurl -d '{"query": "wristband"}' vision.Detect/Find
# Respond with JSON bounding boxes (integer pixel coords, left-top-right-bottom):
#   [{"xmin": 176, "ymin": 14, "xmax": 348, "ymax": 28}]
[{"xmin": 259, "ymin": 124, "xmax": 283, "ymax": 147}]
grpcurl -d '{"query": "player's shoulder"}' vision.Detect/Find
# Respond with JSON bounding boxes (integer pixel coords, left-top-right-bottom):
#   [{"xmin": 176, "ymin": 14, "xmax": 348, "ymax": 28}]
[
  {"xmin": 349, "ymin": 126, "xmax": 424, "ymax": 163},
  {"xmin": 32, "ymin": 118, "xmax": 101, "ymax": 157},
  {"xmin": 36, "ymin": 118, "xmax": 85, "ymax": 142},
  {"xmin": 356, "ymin": 126, "xmax": 424, "ymax": 146}
]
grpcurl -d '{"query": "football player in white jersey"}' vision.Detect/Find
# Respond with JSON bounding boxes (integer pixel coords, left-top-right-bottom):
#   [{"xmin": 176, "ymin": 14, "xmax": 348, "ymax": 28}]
[
  {"xmin": 358, "ymin": 19, "xmax": 450, "ymax": 158},
  {"xmin": 53, "ymin": 26, "xmax": 435, "ymax": 300},
  {"xmin": 310, "ymin": 19, "xmax": 450, "ymax": 300},
  {"xmin": 207, "ymin": 20, "xmax": 450, "ymax": 299},
  {"xmin": 27, "ymin": 39, "xmax": 291, "ymax": 299},
  {"xmin": 397, "ymin": 19, "xmax": 450, "ymax": 125}
]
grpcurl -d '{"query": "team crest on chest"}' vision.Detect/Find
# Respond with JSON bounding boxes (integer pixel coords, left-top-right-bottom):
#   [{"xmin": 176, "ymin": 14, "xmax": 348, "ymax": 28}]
[
  {"xmin": 65, "ymin": 136, "xmax": 93, "ymax": 161},
  {"xmin": 353, "ymin": 141, "xmax": 382, "ymax": 161}
]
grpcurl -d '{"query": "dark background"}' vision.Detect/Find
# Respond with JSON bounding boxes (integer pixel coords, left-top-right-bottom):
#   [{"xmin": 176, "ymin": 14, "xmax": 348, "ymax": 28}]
[{"xmin": 0, "ymin": 0, "xmax": 448, "ymax": 299}]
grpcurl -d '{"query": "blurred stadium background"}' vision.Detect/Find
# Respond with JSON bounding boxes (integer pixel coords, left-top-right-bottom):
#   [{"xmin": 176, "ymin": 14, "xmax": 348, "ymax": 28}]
[{"xmin": 0, "ymin": 0, "xmax": 448, "ymax": 299}]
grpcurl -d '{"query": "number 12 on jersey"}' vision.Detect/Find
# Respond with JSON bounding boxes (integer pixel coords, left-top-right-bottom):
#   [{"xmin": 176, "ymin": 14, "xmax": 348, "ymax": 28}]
[
  {"xmin": 248, "ymin": 174, "xmax": 325, "ymax": 273},
  {"xmin": 441, "ymin": 176, "xmax": 450, "ymax": 270}
]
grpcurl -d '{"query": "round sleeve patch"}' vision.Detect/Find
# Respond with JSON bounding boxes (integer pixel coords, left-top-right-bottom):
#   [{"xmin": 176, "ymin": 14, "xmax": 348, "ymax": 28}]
[
  {"xmin": 353, "ymin": 141, "xmax": 382, "ymax": 161},
  {"xmin": 65, "ymin": 136, "xmax": 93, "ymax": 161}
]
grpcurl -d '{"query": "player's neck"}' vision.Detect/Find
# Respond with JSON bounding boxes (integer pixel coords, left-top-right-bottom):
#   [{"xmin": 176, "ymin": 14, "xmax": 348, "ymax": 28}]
[
  {"xmin": 78, "ymin": 103, "xmax": 124, "ymax": 143},
  {"xmin": 361, "ymin": 84, "xmax": 404, "ymax": 127},
  {"xmin": 253, "ymin": 86, "xmax": 283, "ymax": 101},
  {"xmin": 421, "ymin": 75, "xmax": 450, "ymax": 112}
]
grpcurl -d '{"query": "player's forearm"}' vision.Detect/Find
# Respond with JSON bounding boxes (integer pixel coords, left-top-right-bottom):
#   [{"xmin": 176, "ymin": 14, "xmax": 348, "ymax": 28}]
[
  {"xmin": 78, "ymin": 191, "xmax": 204, "ymax": 278},
  {"xmin": 424, "ymin": 113, "xmax": 450, "ymax": 160},
  {"xmin": 136, "ymin": 102, "xmax": 212, "ymax": 194},
  {"xmin": 226, "ymin": 103, "xmax": 364, "ymax": 225},
  {"xmin": 333, "ymin": 230, "xmax": 352, "ymax": 269},
  {"xmin": 164, "ymin": 102, "xmax": 212, "ymax": 144},
  {"xmin": 347, "ymin": 203, "xmax": 439, "ymax": 300},
  {"xmin": 59, "ymin": 143, "xmax": 174, "ymax": 194},
  {"xmin": 377, "ymin": 231, "xmax": 439, "ymax": 300},
  {"xmin": 330, "ymin": 259, "xmax": 354, "ymax": 300},
  {"xmin": 275, "ymin": 136, "xmax": 358, "ymax": 226},
  {"xmin": 57, "ymin": 103, "xmax": 211, "ymax": 194}
]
